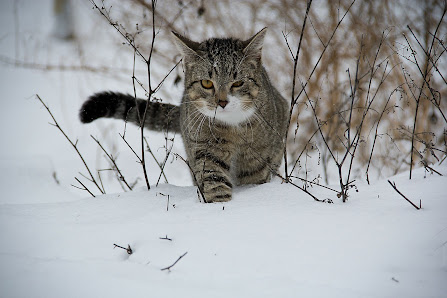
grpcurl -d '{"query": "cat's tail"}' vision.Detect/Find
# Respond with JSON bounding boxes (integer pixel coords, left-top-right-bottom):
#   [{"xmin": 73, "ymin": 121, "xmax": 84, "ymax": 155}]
[{"xmin": 79, "ymin": 91, "xmax": 181, "ymax": 133}]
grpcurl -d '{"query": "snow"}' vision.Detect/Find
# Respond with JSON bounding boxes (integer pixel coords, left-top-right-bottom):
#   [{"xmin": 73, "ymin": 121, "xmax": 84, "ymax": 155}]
[
  {"xmin": 1, "ymin": 169, "xmax": 446, "ymax": 297},
  {"xmin": 1, "ymin": 1, "xmax": 446, "ymax": 297}
]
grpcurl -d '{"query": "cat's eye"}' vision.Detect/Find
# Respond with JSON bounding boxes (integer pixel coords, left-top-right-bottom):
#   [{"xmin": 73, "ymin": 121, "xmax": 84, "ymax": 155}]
[
  {"xmin": 232, "ymin": 80, "xmax": 244, "ymax": 88},
  {"xmin": 201, "ymin": 80, "xmax": 214, "ymax": 89}
]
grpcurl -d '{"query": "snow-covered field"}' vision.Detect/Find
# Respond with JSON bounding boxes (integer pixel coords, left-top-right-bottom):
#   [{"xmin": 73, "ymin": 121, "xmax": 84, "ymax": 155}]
[{"xmin": 1, "ymin": 1, "xmax": 446, "ymax": 297}]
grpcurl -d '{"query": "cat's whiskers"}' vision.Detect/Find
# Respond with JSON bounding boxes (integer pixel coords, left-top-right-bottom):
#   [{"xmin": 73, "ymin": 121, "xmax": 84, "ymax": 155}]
[
  {"xmin": 190, "ymin": 113, "xmax": 205, "ymax": 133},
  {"xmin": 185, "ymin": 110, "xmax": 204, "ymax": 135},
  {"xmin": 193, "ymin": 114, "xmax": 207, "ymax": 141},
  {"xmin": 184, "ymin": 108, "xmax": 202, "ymax": 127},
  {"xmin": 181, "ymin": 99, "xmax": 203, "ymax": 106}
]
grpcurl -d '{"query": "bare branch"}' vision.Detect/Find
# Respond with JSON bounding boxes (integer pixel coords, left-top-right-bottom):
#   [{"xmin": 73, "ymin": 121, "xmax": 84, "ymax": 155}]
[
  {"xmin": 173, "ymin": 153, "xmax": 207, "ymax": 203},
  {"xmin": 72, "ymin": 177, "xmax": 96, "ymax": 198},
  {"xmin": 91, "ymin": 135, "xmax": 133, "ymax": 191},
  {"xmin": 387, "ymin": 180, "xmax": 421, "ymax": 210},
  {"xmin": 36, "ymin": 94, "xmax": 104, "ymax": 195},
  {"xmin": 161, "ymin": 252, "xmax": 188, "ymax": 271},
  {"xmin": 284, "ymin": 0, "xmax": 313, "ymax": 180},
  {"xmin": 113, "ymin": 244, "xmax": 133, "ymax": 255}
]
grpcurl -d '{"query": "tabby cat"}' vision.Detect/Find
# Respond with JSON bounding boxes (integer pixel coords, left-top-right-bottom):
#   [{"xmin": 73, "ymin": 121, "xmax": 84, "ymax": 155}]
[{"xmin": 79, "ymin": 28, "xmax": 289, "ymax": 202}]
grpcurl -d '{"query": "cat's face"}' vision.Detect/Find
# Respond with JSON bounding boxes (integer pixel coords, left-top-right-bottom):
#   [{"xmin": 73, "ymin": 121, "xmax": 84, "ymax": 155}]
[{"xmin": 173, "ymin": 29, "xmax": 267, "ymax": 126}]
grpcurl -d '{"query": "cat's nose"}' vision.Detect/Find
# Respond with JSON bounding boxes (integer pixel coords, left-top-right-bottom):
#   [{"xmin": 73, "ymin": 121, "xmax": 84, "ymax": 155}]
[{"xmin": 218, "ymin": 100, "xmax": 228, "ymax": 108}]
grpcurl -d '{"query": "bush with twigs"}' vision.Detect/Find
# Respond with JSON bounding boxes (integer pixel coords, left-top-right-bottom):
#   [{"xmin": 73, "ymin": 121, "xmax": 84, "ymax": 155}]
[{"xmin": 34, "ymin": 0, "xmax": 446, "ymax": 201}]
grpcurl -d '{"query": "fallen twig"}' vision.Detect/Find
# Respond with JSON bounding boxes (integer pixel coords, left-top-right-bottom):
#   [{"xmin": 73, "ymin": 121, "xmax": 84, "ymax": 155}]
[
  {"xmin": 387, "ymin": 180, "xmax": 421, "ymax": 210},
  {"xmin": 161, "ymin": 252, "xmax": 188, "ymax": 272},
  {"xmin": 113, "ymin": 244, "xmax": 133, "ymax": 255},
  {"xmin": 159, "ymin": 235, "xmax": 173, "ymax": 241},
  {"xmin": 157, "ymin": 192, "xmax": 171, "ymax": 211}
]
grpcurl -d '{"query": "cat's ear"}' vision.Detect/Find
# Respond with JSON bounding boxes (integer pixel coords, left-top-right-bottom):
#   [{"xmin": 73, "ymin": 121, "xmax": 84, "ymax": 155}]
[
  {"xmin": 171, "ymin": 31, "xmax": 200, "ymax": 57},
  {"xmin": 242, "ymin": 27, "xmax": 267, "ymax": 59}
]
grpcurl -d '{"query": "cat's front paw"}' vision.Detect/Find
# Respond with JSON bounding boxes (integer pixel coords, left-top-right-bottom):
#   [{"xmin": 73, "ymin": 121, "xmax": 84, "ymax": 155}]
[
  {"xmin": 200, "ymin": 184, "xmax": 232, "ymax": 203},
  {"xmin": 199, "ymin": 175, "xmax": 233, "ymax": 203},
  {"xmin": 205, "ymin": 193, "xmax": 232, "ymax": 203}
]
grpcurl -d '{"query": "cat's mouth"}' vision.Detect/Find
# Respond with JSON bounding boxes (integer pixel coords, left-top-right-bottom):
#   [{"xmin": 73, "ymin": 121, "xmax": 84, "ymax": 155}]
[{"xmin": 198, "ymin": 95, "xmax": 255, "ymax": 126}]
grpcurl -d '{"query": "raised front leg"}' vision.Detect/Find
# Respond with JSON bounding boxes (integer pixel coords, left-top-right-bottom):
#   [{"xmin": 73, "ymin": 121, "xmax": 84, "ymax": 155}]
[{"xmin": 189, "ymin": 143, "xmax": 235, "ymax": 203}]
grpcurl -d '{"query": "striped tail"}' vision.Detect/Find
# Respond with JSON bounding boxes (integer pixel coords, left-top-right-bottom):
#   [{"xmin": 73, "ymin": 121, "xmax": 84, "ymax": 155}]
[{"xmin": 79, "ymin": 92, "xmax": 181, "ymax": 133}]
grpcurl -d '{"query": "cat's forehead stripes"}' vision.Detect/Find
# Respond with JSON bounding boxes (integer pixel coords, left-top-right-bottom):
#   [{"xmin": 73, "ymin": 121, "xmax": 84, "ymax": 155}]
[{"xmin": 200, "ymin": 38, "xmax": 243, "ymax": 78}]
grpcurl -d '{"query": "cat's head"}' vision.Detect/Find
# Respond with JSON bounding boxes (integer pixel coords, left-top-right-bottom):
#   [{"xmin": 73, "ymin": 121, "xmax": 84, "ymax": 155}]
[{"xmin": 172, "ymin": 28, "xmax": 267, "ymax": 126}]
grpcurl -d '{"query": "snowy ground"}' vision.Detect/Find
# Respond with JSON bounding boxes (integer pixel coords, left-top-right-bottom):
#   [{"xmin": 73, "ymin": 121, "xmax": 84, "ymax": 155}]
[
  {"xmin": 1, "ymin": 167, "xmax": 446, "ymax": 298},
  {"xmin": 1, "ymin": 1, "xmax": 446, "ymax": 297}
]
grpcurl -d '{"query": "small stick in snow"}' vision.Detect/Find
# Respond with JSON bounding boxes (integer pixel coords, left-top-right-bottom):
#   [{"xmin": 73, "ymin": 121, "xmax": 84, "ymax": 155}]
[
  {"xmin": 156, "ymin": 192, "xmax": 171, "ymax": 211},
  {"xmin": 161, "ymin": 252, "xmax": 188, "ymax": 272},
  {"xmin": 387, "ymin": 180, "xmax": 421, "ymax": 210},
  {"xmin": 113, "ymin": 244, "xmax": 133, "ymax": 255},
  {"xmin": 159, "ymin": 235, "xmax": 173, "ymax": 241}
]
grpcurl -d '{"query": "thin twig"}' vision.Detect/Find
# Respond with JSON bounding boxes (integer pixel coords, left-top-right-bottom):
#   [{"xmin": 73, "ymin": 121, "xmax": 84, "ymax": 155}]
[
  {"xmin": 144, "ymin": 137, "xmax": 169, "ymax": 184},
  {"xmin": 174, "ymin": 153, "xmax": 207, "ymax": 203},
  {"xmin": 91, "ymin": 0, "xmax": 155, "ymax": 190},
  {"xmin": 159, "ymin": 235, "xmax": 173, "ymax": 241},
  {"xmin": 292, "ymin": 0, "xmax": 356, "ymax": 106},
  {"xmin": 424, "ymin": 164, "xmax": 443, "ymax": 176},
  {"xmin": 113, "ymin": 244, "xmax": 133, "ymax": 255},
  {"xmin": 157, "ymin": 192, "xmax": 171, "ymax": 211},
  {"xmin": 290, "ymin": 176, "xmax": 338, "ymax": 193},
  {"xmin": 90, "ymin": 0, "xmax": 147, "ymax": 62},
  {"xmin": 91, "ymin": 135, "xmax": 133, "ymax": 191},
  {"xmin": 153, "ymin": 59, "xmax": 182, "ymax": 94},
  {"xmin": 284, "ymin": 0, "xmax": 313, "ymax": 180},
  {"xmin": 36, "ymin": 94, "xmax": 104, "ymax": 195},
  {"xmin": 137, "ymin": 0, "xmax": 158, "ymax": 191},
  {"xmin": 161, "ymin": 252, "xmax": 188, "ymax": 271},
  {"xmin": 366, "ymin": 86, "xmax": 403, "ymax": 184},
  {"xmin": 120, "ymin": 133, "xmax": 141, "ymax": 161},
  {"xmin": 73, "ymin": 177, "xmax": 96, "ymax": 197},
  {"xmin": 405, "ymin": 7, "xmax": 445, "ymax": 179},
  {"xmin": 407, "ymin": 9, "xmax": 447, "ymax": 86},
  {"xmin": 285, "ymin": 0, "xmax": 356, "ymax": 187},
  {"xmin": 156, "ymin": 140, "xmax": 174, "ymax": 187},
  {"xmin": 387, "ymin": 180, "xmax": 421, "ymax": 210},
  {"xmin": 274, "ymin": 172, "xmax": 327, "ymax": 203}
]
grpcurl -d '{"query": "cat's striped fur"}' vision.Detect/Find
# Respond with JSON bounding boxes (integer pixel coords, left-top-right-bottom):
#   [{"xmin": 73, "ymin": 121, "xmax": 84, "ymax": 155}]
[{"xmin": 79, "ymin": 28, "xmax": 289, "ymax": 202}]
